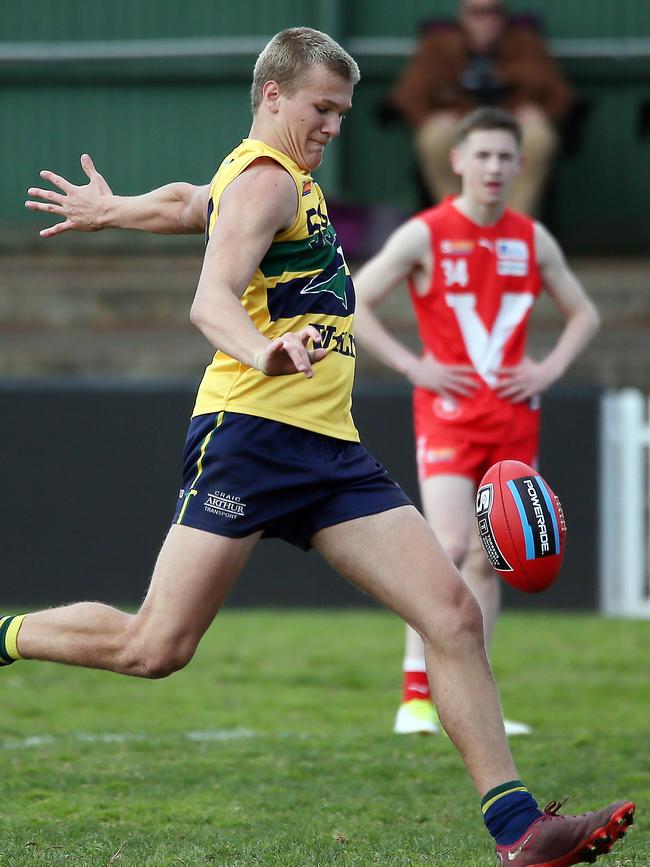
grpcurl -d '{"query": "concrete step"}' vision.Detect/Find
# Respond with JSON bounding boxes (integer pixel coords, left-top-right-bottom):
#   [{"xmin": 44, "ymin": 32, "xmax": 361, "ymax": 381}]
[{"xmin": 1, "ymin": 251, "xmax": 649, "ymax": 388}]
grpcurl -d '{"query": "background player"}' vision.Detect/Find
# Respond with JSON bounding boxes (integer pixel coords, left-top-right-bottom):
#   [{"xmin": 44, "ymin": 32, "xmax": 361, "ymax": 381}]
[
  {"xmin": 354, "ymin": 107, "xmax": 600, "ymax": 737},
  {"xmin": 20, "ymin": 41, "xmax": 631, "ymax": 866}
]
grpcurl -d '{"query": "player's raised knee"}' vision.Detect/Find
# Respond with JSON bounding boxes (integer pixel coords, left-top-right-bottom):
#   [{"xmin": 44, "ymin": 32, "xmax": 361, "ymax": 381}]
[
  {"xmin": 425, "ymin": 577, "xmax": 484, "ymax": 651},
  {"xmin": 456, "ymin": 584, "xmax": 484, "ymax": 637},
  {"xmin": 121, "ymin": 634, "xmax": 197, "ymax": 679}
]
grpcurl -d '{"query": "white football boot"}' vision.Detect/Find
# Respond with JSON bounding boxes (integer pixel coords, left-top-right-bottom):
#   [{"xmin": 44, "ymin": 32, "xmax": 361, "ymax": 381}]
[{"xmin": 393, "ymin": 698, "xmax": 439, "ymax": 734}]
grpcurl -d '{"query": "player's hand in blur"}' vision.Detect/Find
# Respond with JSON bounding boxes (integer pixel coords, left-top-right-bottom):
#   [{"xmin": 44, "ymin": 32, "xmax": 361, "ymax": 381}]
[
  {"xmin": 405, "ymin": 353, "xmax": 479, "ymax": 399},
  {"xmin": 495, "ymin": 356, "xmax": 558, "ymax": 402},
  {"xmin": 254, "ymin": 327, "xmax": 327, "ymax": 379},
  {"xmin": 25, "ymin": 153, "xmax": 113, "ymax": 238}
]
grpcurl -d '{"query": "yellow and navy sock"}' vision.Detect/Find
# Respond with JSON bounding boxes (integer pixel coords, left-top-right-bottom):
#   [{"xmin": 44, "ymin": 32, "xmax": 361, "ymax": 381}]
[
  {"xmin": 482, "ymin": 779, "xmax": 542, "ymax": 845},
  {"xmin": 0, "ymin": 615, "xmax": 26, "ymax": 666}
]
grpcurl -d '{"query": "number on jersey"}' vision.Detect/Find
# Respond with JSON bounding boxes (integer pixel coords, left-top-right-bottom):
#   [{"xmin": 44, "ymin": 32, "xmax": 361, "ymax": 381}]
[{"xmin": 441, "ymin": 258, "xmax": 469, "ymax": 287}]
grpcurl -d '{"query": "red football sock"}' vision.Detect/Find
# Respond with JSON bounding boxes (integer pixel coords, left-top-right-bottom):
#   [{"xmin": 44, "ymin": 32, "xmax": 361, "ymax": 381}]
[{"xmin": 403, "ymin": 670, "xmax": 431, "ymax": 703}]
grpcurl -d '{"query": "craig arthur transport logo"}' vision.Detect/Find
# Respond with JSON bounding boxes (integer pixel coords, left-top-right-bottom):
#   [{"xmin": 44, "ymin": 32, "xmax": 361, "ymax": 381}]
[{"xmin": 204, "ymin": 490, "xmax": 246, "ymax": 519}]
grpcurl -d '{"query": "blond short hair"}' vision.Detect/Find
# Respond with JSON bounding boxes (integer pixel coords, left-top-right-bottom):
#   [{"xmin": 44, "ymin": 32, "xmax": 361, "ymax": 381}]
[{"xmin": 251, "ymin": 27, "xmax": 360, "ymax": 113}]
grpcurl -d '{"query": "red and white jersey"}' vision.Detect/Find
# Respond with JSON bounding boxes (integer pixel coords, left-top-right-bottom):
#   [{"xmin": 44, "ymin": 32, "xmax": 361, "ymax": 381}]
[{"xmin": 410, "ymin": 197, "xmax": 542, "ymax": 443}]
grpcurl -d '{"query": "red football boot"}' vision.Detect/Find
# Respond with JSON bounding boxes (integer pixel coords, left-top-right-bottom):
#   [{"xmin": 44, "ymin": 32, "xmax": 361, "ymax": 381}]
[{"xmin": 495, "ymin": 798, "xmax": 635, "ymax": 866}]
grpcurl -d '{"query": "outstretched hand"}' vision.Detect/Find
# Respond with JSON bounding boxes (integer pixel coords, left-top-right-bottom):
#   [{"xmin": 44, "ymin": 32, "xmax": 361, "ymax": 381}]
[
  {"xmin": 25, "ymin": 154, "xmax": 113, "ymax": 237},
  {"xmin": 255, "ymin": 327, "xmax": 328, "ymax": 378}
]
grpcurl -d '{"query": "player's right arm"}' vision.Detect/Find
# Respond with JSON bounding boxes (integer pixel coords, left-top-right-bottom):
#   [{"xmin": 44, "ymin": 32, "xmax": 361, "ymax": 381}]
[
  {"xmin": 189, "ymin": 159, "xmax": 326, "ymax": 379},
  {"xmin": 354, "ymin": 219, "xmax": 478, "ymax": 397},
  {"xmin": 25, "ymin": 153, "xmax": 209, "ymax": 237},
  {"xmin": 354, "ymin": 218, "xmax": 430, "ymax": 376}
]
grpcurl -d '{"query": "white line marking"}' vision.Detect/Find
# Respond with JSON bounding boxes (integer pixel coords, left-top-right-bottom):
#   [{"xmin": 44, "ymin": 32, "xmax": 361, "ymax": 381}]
[{"xmin": 1, "ymin": 728, "xmax": 256, "ymax": 750}]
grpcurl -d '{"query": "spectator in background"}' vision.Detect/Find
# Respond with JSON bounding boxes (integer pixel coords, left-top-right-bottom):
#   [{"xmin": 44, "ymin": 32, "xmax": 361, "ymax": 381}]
[{"xmin": 389, "ymin": 0, "xmax": 572, "ymax": 215}]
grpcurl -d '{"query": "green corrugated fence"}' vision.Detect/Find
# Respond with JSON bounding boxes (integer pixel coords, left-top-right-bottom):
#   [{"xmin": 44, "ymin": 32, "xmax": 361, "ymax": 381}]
[{"xmin": 2, "ymin": 0, "xmax": 649, "ymax": 249}]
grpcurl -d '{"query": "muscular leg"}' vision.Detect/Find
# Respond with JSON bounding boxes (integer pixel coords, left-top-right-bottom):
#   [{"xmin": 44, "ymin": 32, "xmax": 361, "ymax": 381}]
[
  {"xmin": 405, "ymin": 475, "xmax": 500, "ymax": 656},
  {"xmin": 419, "ymin": 475, "xmax": 529, "ymax": 735},
  {"xmin": 17, "ymin": 524, "xmax": 260, "ymax": 678},
  {"xmin": 423, "ymin": 474, "xmax": 501, "ymax": 649},
  {"xmin": 314, "ymin": 506, "xmax": 516, "ymax": 796}
]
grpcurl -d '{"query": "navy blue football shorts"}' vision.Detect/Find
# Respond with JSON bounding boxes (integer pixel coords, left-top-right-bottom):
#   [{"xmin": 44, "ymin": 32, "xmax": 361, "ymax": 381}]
[{"xmin": 172, "ymin": 411, "xmax": 412, "ymax": 550}]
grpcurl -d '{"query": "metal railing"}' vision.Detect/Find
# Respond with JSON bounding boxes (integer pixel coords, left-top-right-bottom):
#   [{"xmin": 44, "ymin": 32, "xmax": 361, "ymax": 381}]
[{"xmin": 1, "ymin": 35, "xmax": 649, "ymax": 65}]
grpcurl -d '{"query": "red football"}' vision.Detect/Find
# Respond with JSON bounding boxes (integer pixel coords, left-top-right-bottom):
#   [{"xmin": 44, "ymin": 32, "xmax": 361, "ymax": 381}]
[{"xmin": 475, "ymin": 460, "xmax": 567, "ymax": 593}]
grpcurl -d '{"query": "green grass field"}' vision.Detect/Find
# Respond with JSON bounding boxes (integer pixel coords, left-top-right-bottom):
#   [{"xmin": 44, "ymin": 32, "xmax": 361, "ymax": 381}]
[{"xmin": 1, "ymin": 610, "xmax": 648, "ymax": 866}]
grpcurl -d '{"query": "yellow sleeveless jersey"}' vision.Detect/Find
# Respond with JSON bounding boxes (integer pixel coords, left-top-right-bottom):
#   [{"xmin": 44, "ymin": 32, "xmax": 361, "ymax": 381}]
[{"xmin": 192, "ymin": 138, "xmax": 359, "ymax": 441}]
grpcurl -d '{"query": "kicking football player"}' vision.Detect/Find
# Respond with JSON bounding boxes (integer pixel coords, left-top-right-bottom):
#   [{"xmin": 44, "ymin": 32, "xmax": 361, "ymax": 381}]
[
  {"xmin": 354, "ymin": 106, "xmax": 600, "ymax": 737},
  {"xmin": 19, "ymin": 32, "xmax": 633, "ymax": 866}
]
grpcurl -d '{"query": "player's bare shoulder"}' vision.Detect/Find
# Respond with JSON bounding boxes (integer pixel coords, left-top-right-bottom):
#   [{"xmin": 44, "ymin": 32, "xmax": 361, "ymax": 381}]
[
  {"xmin": 354, "ymin": 214, "xmax": 432, "ymax": 304},
  {"xmin": 220, "ymin": 157, "xmax": 298, "ymax": 233},
  {"xmin": 395, "ymin": 216, "xmax": 431, "ymax": 259},
  {"xmin": 354, "ymin": 218, "xmax": 433, "ymax": 310},
  {"xmin": 402, "ymin": 216, "xmax": 434, "ymax": 291},
  {"xmin": 385, "ymin": 215, "xmax": 433, "ymax": 278}
]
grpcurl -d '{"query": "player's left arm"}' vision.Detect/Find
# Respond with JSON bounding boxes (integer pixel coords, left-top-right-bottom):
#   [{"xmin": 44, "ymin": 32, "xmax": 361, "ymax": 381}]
[
  {"xmin": 26, "ymin": 153, "xmax": 209, "ymax": 238},
  {"xmin": 496, "ymin": 222, "xmax": 600, "ymax": 402}
]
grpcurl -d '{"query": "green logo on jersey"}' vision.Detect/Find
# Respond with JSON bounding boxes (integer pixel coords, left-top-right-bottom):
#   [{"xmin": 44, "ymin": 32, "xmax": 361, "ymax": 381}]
[{"xmin": 300, "ymin": 246, "xmax": 349, "ymax": 310}]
